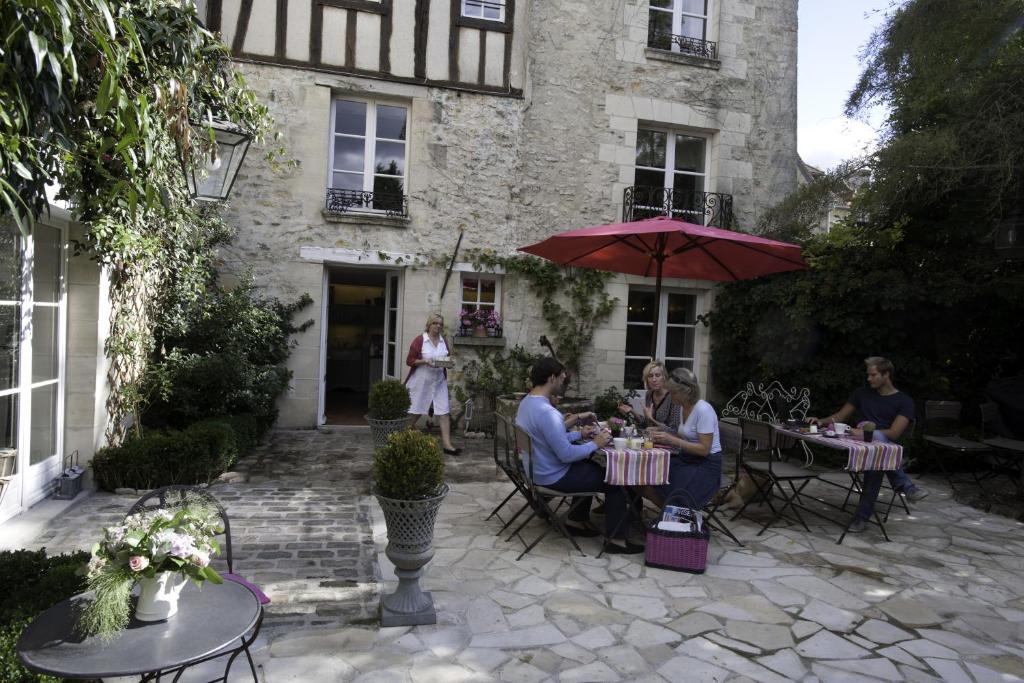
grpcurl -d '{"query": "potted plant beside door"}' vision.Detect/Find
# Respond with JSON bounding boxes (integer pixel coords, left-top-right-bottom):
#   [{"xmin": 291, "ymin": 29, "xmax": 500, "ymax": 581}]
[
  {"xmin": 366, "ymin": 379, "xmax": 411, "ymax": 450},
  {"xmin": 373, "ymin": 429, "xmax": 448, "ymax": 626}
]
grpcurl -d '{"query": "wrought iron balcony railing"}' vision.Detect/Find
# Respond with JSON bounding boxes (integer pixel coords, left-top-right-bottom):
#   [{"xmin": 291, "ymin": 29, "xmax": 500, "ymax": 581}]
[
  {"xmin": 325, "ymin": 188, "xmax": 408, "ymax": 217},
  {"xmin": 647, "ymin": 29, "xmax": 718, "ymax": 60},
  {"xmin": 623, "ymin": 186, "xmax": 734, "ymax": 228}
]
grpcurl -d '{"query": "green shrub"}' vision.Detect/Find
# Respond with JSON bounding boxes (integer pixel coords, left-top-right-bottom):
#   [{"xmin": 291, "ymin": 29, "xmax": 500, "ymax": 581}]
[
  {"xmin": 220, "ymin": 413, "xmax": 265, "ymax": 455},
  {"xmin": 142, "ymin": 278, "xmax": 312, "ymax": 431},
  {"xmin": 367, "ymin": 379, "xmax": 411, "ymax": 420},
  {"xmin": 373, "ymin": 429, "xmax": 444, "ymax": 499},
  {"xmin": 593, "ymin": 386, "xmax": 625, "ymax": 421},
  {"xmin": 0, "ymin": 549, "xmax": 88, "ymax": 683},
  {"xmin": 91, "ymin": 420, "xmax": 241, "ymax": 491}
]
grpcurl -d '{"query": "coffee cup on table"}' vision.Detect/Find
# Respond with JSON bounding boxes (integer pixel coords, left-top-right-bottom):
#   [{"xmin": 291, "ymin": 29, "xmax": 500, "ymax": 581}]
[
  {"xmin": 612, "ymin": 437, "xmax": 627, "ymax": 451},
  {"xmin": 833, "ymin": 422, "xmax": 849, "ymax": 436}
]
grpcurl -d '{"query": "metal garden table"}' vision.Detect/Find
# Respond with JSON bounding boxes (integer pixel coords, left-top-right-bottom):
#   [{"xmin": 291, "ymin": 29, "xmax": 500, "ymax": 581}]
[{"xmin": 17, "ymin": 579, "xmax": 261, "ymax": 682}]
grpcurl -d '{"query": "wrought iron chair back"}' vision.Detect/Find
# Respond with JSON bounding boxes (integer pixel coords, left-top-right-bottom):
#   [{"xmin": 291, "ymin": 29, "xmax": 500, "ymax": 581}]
[
  {"xmin": 722, "ymin": 380, "xmax": 811, "ymax": 424},
  {"xmin": 127, "ymin": 485, "xmax": 234, "ymax": 574}
]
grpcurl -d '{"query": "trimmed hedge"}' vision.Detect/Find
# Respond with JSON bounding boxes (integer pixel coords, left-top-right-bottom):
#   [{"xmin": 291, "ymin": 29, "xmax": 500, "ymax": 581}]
[
  {"xmin": 92, "ymin": 415, "xmax": 264, "ymax": 491},
  {"xmin": 0, "ymin": 549, "xmax": 89, "ymax": 683}
]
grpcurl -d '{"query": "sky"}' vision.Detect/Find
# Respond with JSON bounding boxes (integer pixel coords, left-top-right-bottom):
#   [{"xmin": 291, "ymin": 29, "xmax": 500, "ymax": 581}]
[{"xmin": 797, "ymin": 1, "xmax": 894, "ymax": 170}]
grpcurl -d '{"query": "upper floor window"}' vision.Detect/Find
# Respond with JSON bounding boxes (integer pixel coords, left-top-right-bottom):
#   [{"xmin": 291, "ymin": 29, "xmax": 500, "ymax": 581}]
[
  {"xmin": 327, "ymin": 99, "xmax": 408, "ymax": 215},
  {"xmin": 648, "ymin": 0, "xmax": 717, "ymax": 60},
  {"xmin": 462, "ymin": 0, "xmax": 505, "ymax": 22},
  {"xmin": 633, "ymin": 128, "xmax": 712, "ymax": 221}
]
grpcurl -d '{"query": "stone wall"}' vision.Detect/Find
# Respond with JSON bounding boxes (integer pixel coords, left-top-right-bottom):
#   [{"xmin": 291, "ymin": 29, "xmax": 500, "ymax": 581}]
[{"xmin": 220, "ymin": 0, "xmax": 798, "ymax": 427}]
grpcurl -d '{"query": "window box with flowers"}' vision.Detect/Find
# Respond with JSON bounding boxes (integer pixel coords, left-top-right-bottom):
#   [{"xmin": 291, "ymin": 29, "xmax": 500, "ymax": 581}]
[{"xmin": 458, "ymin": 308, "xmax": 503, "ymax": 338}]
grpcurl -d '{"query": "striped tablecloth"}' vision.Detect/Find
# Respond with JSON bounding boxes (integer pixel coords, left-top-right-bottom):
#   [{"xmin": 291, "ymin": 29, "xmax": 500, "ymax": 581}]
[
  {"xmin": 777, "ymin": 429, "xmax": 903, "ymax": 472},
  {"xmin": 597, "ymin": 448, "xmax": 671, "ymax": 486}
]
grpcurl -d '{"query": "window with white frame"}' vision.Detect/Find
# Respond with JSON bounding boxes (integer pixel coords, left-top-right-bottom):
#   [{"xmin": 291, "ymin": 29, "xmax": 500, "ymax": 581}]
[
  {"xmin": 634, "ymin": 127, "xmax": 710, "ymax": 223},
  {"xmin": 462, "ymin": 0, "xmax": 505, "ymax": 21},
  {"xmin": 328, "ymin": 99, "xmax": 408, "ymax": 213},
  {"xmin": 648, "ymin": 0, "xmax": 713, "ymax": 57},
  {"xmin": 624, "ymin": 288, "xmax": 697, "ymax": 389},
  {"xmin": 458, "ymin": 274, "xmax": 502, "ymax": 336}
]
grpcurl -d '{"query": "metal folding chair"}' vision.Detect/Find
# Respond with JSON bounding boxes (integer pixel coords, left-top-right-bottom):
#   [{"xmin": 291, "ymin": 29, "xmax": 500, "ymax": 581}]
[
  {"xmin": 508, "ymin": 425, "xmax": 604, "ymax": 560},
  {"xmin": 704, "ymin": 420, "xmax": 744, "ymax": 546},
  {"xmin": 487, "ymin": 414, "xmax": 536, "ymax": 546},
  {"xmin": 923, "ymin": 401, "xmax": 992, "ymax": 497},
  {"xmin": 980, "ymin": 402, "xmax": 1024, "ymax": 493},
  {"xmin": 734, "ymin": 418, "xmax": 819, "ymax": 535}
]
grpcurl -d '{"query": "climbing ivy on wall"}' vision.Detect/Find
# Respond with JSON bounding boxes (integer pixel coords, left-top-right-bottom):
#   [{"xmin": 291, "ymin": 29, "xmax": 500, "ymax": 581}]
[
  {"xmin": 462, "ymin": 249, "xmax": 617, "ymax": 388},
  {"xmin": 1, "ymin": 0, "xmax": 285, "ymax": 441}
]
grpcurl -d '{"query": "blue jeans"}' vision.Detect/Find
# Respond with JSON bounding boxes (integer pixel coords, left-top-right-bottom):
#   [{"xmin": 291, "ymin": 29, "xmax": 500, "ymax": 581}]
[
  {"xmin": 656, "ymin": 454, "xmax": 723, "ymax": 509},
  {"xmin": 854, "ymin": 431, "xmax": 916, "ymax": 520},
  {"xmin": 549, "ymin": 461, "xmax": 631, "ymax": 540}
]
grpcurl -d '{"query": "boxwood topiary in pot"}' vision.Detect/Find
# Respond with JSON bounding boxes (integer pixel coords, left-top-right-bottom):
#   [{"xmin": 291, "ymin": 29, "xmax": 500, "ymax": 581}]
[
  {"xmin": 366, "ymin": 379, "xmax": 412, "ymax": 450},
  {"xmin": 373, "ymin": 429, "xmax": 449, "ymax": 626}
]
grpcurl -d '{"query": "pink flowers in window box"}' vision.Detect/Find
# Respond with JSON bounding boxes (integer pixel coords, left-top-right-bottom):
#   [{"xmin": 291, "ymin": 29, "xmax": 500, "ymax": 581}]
[{"xmin": 459, "ymin": 307, "xmax": 502, "ymax": 336}]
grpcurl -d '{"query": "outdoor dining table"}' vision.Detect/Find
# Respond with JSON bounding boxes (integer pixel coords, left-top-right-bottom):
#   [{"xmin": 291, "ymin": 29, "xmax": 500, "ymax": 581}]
[
  {"xmin": 17, "ymin": 579, "xmax": 261, "ymax": 682},
  {"xmin": 593, "ymin": 446, "xmax": 671, "ymax": 486},
  {"xmin": 773, "ymin": 426, "xmax": 904, "ymax": 543}
]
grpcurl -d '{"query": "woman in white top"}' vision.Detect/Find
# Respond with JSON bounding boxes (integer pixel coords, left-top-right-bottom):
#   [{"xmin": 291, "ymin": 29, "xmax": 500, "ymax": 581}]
[
  {"xmin": 651, "ymin": 367, "xmax": 722, "ymax": 508},
  {"xmin": 405, "ymin": 312, "xmax": 460, "ymax": 455}
]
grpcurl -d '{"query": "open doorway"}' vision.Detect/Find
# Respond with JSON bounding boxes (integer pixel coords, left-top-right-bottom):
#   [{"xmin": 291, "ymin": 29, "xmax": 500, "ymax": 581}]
[{"xmin": 324, "ymin": 268, "xmax": 385, "ymax": 425}]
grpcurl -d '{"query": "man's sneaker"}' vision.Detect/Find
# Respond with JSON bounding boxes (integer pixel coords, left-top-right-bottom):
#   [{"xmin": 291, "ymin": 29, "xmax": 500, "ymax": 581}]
[
  {"xmin": 904, "ymin": 487, "xmax": 930, "ymax": 503},
  {"xmin": 847, "ymin": 517, "xmax": 868, "ymax": 534}
]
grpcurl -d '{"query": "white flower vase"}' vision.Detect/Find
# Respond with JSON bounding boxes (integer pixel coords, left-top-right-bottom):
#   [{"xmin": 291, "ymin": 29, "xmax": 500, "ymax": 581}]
[{"xmin": 135, "ymin": 573, "xmax": 187, "ymax": 622}]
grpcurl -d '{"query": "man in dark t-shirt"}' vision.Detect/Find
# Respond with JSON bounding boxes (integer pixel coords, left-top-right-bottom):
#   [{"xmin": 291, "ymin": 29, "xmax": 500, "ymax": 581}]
[{"xmin": 809, "ymin": 356, "xmax": 929, "ymax": 533}]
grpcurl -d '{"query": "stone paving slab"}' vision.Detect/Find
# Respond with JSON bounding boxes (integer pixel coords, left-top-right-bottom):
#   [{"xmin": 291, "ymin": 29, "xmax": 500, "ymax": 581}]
[{"xmin": 10, "ymin": 428, "xmax": 1024, "ymax": 682}]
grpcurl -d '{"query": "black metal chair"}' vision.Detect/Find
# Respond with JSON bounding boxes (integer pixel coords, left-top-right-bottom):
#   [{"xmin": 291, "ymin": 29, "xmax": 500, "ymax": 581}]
[
  {"xmin": 923, "ymin": 401, "xmax": 992, "ymax": 496},
  {"xmin": 488, "ymin": 413, "xmax": 536, "ymax": 546},
  {"xmin": 704, "ymin": 420, "xmax": 744, "ymax": 546},
  {"xmin": 508, "ymin": 425, "xmax": 605, "ymax": 560},
  {"xmin": 734, "ymin": 418, "xmax": 818, "ymax": 535},
  {"xmin": 980, "ymin": 402, "xmax": 1024, "ymax": 493},
  {"xmin": 127, "ymin": 485, "xmax": 265, "ymax": 683}
]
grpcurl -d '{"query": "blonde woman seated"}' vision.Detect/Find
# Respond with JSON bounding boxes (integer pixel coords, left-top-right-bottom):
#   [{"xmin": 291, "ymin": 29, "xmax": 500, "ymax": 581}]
[
  {"xmin": 617, "ymin": 360, "xmax": 681, "ymax": 434},
  {"xmin": 649, "ymin": 368, "xmax": 722, "ymax": 509}
]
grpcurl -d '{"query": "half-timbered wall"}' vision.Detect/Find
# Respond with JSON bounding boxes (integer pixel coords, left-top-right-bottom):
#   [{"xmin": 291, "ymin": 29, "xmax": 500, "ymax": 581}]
[{"xmin": 199, "ymin": 0, "xmax": 524, "ymax": 96}]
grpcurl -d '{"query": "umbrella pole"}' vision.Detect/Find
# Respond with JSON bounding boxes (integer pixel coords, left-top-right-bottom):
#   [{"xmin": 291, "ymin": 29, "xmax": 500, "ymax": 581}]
[{"xmin": 650, "ymin": 250, "xmax": 664, "ymax": 360}]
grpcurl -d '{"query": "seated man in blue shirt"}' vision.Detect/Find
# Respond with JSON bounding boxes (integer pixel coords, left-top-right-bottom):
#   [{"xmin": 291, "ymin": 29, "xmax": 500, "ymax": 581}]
[
  {"xmin": 809, "ymin": 356, "xmax": 929, "ymax": 533},
  {"xmin": 516, "ymin": 357, "xmax": 643, "ymax": 554}
]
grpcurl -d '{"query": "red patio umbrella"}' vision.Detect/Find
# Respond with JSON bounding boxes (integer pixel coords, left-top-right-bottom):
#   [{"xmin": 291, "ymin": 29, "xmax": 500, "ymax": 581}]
[{"xmin": 518, "ymin": 216, "xmax": 807, "ymax": 357}]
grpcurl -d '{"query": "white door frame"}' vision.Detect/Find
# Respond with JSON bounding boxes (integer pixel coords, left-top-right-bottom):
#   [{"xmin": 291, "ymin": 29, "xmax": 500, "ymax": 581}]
[
  {"xmin": 316, "ymin": 263, "xmax": 404, "ymax": 426},
  {"xmin": 0, "ymin": 219, "xmax": 68, "ymax": 522}
]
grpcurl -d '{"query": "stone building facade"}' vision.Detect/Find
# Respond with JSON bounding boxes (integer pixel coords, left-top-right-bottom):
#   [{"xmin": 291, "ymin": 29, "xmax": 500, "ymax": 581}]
[{"xmin": 199, "ymin": 0, "xmax": 799, "ymax": 427}]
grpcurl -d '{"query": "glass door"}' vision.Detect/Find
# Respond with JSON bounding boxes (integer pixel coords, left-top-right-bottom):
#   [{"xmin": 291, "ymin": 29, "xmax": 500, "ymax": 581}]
[
  {"xmin": 0, "ymin": 224, "xmax": 23, "ymax": 520},
  {"xmin": 623, "ymin": 287, "xmax": 698, "ymax": 388},
  {"xmin": 383, "ymin": 272, "xmax": 402, "ymax": 380},
  {"xmin": 0, "ymin": 221, "xmax": 66, "ymax": 522}
]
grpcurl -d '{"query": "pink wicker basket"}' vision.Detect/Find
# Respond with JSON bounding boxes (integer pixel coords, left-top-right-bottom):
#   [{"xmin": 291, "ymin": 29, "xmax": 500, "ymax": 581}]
[{"xmin": 644, "ymin": 493, "xmax": 709, "ymax": 574}]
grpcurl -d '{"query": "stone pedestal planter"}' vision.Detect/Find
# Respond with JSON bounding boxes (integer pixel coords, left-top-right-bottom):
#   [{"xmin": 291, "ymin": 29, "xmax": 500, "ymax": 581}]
[
  {"xmin": 376, "ymin": 484, "xmax": 449, "ymax": 626},
  {"xmin": 366, "ymin": 416, "xmax": 409, "ymax": 451}
]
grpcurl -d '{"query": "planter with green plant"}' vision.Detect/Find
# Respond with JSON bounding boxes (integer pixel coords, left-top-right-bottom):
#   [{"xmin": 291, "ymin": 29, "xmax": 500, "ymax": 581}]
[
  {"xmin": 366, "ymin": 379, "xmax": 412, "ymax": 450},
  {"xmin": 373, "ymin": 429, "xmax": 448, "ymax": 626}
]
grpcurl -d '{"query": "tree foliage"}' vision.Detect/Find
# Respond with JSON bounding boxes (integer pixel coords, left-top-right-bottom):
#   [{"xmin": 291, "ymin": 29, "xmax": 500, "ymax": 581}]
[{"xmin": 711, "ymin": 0, "xmax": 1024, "ymax": 416}]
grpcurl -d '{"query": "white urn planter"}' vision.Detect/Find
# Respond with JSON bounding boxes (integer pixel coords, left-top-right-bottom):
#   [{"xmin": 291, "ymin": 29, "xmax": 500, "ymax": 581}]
[{"xmin": 134, "ymin": 572, "xmax": 188, "ymax": 622}]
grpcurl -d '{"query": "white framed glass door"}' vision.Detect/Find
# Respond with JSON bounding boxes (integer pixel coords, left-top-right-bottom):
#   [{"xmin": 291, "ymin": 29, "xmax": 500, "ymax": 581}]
[
  {"xmin": 0, "ymin": 220, "xmax": 67, "ymax": 522},
  {"xmin": 383, "ymin": 272, "xmax": 402, "ymax": 380},
  {"xmin": 623, "ymin": 287, "xmax": 699, "ymax": 389}
]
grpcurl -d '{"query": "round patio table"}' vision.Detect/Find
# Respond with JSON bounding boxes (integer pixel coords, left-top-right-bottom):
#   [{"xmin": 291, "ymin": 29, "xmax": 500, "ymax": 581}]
[{"xmin": 17, "ymin": 579, "xmax": 261, "ymax": 682}]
